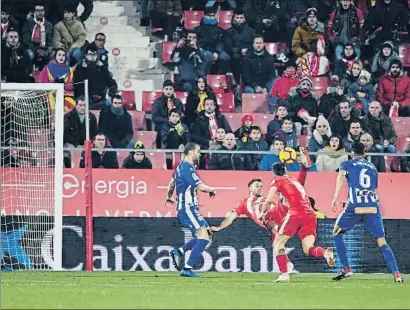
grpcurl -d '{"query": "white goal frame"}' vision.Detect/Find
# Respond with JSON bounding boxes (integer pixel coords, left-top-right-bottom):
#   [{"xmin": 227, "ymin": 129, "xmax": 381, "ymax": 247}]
[{"xmin": 1, "ymin": 83, "xmax": 64, "ymax": 271}]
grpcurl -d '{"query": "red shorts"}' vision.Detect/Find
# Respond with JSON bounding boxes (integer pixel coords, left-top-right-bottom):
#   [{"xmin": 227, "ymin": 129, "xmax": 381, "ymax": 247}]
[{"xmin": 277, "ymin": 213, "xmax": 317, "ymax": 240}]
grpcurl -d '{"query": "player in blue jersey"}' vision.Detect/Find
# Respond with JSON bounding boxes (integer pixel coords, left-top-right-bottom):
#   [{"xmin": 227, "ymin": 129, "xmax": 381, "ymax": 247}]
[
  {"xmin": 331, "ymin": 142, "xmax": 403, "ymax": 282},
  {"xmin": 165, "ymin": 142, "xmax": 216, "ymax": 277}
]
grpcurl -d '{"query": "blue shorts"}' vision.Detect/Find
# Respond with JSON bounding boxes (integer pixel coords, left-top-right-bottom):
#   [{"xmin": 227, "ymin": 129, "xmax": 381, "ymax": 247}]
[
  {"xmin": 178, "ymin": 207, "xmax": 209, "ymax": 236},
  {"xmin": 335, "ymin": 206, "xmax": 385, "ymax": 239}
]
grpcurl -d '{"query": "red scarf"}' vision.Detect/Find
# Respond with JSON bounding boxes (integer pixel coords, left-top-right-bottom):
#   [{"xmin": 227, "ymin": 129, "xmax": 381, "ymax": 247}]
[{"xmin": 206, "ymin": 112, "xmax": 219, "ymax": 139}]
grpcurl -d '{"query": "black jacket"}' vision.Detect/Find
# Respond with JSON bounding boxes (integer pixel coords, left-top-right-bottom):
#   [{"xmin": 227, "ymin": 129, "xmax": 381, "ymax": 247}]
[
  {"xmin": 1, "ymin": 42, "xmax": 33, "ymax": 82},
  {"xmin": 48, "ymin": 0, "xmax": 94, "ymax": 24},
  {"xmin": 319, "ymin": 92, "xmax": 345, "ymax": 119},
  {"xmin": 242, "ymin": 49, "xmax": 275, "ymax": 88},
  {"xmin": 209, "ymin": 145, "xmax": 251, "ymax": 171},
  {"xmin": 79, "ymin": 147, "xmax": 119, "ymax": 169},
  {"xmin": 73, "ymin": 60, "xmax": 118, "ymax": 102},
  {"xmin": 122, "ymin": 153, "xmax": 153, "ymax": 169},
  {"xmin": 286, "ymin": 88, "xmax": 319, "ymax": 125},
  {"xmin": 193, "ymin": 20, "xmax": 225, "ymax": 54},
  {"xmin": 63, "ymin": 109, "xmax": 98, "ymax": 146},
  {"xmin": 329, "ymin": 111, "xmax": 362, "ymax": 139},
  {"xmin": 224, "ymin": 21, "xmax": 255, "ymax": 59},
  {"xmin": 242, "ymin": 139, "xmax": 270, "ymax": 170},
  {"xmin": 190, "ymin": 111, "xmax": 232, "ymax": 148},
  {"xmin": 184, "ymin": 86, "xmax": 216, "ymax": 126},
  {"xmin": 366, "ymin": 146, "xmax": 386, "ymax": 172},
  {"xmin": 160, "ymin": 121, "xmax": 190, "ymax": 146},
  {"xmin": 21, "ymin": 18, "xmax": 53, "ymax": 49},
  {"xmin": 152, "ymin": 95, "xmax": 184, "ymax": 131},
  {"xmin": 98, "ymin": 106, "xmax": 133, "ymax": 148}
]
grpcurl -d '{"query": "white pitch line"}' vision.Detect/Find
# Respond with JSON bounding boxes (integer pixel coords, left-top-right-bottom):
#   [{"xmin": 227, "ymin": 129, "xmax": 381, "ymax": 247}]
[
  {"xmin": 157, "ymin": 186, "xmax": 237, "ymax": 190},
  {"xmin": 1, "ymin": 184, "xmax": 47, "ymax": 188}
]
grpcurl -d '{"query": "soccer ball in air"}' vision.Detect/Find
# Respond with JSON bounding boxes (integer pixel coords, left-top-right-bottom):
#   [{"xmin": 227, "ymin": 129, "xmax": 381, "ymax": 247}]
[{"xmin": 279, "ymin": 147, "xmax": 297, "ymax": 164}]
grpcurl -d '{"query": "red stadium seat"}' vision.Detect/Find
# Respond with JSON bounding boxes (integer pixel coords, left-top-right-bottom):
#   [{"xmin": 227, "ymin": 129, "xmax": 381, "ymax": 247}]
[
  {"xmin": 253, "ymin": 114, "xmax": 275, "ymax": 135},
  {"xmin": 223, "ymin": 113, "xmax": 242, "ymax": 133},
  {"xmin": 174, "ymin": 91, "xmax": 189, "ymax": 107},
  {"xmin": 116, "ymin": 151, "xmax": 129, "ymax": 167},
  {"xmin": 206, "ymin": 74, "xmax": 233, "ymax": 92},
  {"xmin": 399, "ymin": 45, "xmax": 410, "ymax": 67},
  {"xmin": 184, "ymin": 11, "xmax": 204, "ymax": 30},
  {"xmin": 298, "ymin": 135, "xmax": 310, "ymax": 147},
  {"xmin": 120, "ymin": 90, "xmax": 136, "ymax": 110},
  {"xmin": 217, "ymin": 10, "xmax": 233, "ymax": 30},
  {"xmin": 241, "ymin": 93, "xmax": 268, "ymax": 113},
  {"xmin": 147, "ymin": 152, "xmax": 167, "ymax": 169},
  {"xmin": 216, "ymin": 92, "xmax": 235, "ymax": 112},
  {"xmin": 141, "ymin": 91, "xmax": 162, "ymax": 113},
  {"xmin": 264, "ymin": 42, "xmax": 288, "ymax": 57},
  {"xmin": 392, "ymin": 117, "xmax": 410, "ymax": 137},
  {"xmin": 161, "ymin": 41, "xmax": 177, "ymax": 64},
  {"xmin": 396, "ymin": 136, "xmax": 410, "ymax": 153},
  {"xmin": 71, "ymin": 150, "xmax": 82, "ymax": 168},
  {"xmin": 135, "ymin": 131, "xmax": 157, "ymax": 149},
  {"xmin": 128, "ymin": 111, "xmax": 146, "ymax": 131},
  {"xmin": 172, "ymin": 152, "xmax": 183, "ymax": 169},
  {"xmin": 311, "ymin": 77, "xmax": 329, "ymax": 98}
]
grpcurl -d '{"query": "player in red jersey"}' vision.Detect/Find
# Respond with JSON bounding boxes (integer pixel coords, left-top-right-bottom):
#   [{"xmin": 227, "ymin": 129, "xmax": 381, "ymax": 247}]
[{"xmin": 261, "ymin": 161, "xmax": 336, "ymax": 282}]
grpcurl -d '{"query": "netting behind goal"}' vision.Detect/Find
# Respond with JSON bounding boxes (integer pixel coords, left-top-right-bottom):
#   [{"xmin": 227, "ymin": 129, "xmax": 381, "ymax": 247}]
[{"xmin": 1, "ymin": 84, "xmax": 64, "ymax": 271}]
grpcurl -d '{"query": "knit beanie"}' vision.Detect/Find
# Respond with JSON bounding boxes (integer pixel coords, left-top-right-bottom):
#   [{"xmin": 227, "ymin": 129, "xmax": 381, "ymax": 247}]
[
  {"xmin": 299, "ymin": 77, "xmax": 313, "ymax": 87},
  {"xmin": 241, "ymin": 113, "xmax": 254, "ymax": 124}
]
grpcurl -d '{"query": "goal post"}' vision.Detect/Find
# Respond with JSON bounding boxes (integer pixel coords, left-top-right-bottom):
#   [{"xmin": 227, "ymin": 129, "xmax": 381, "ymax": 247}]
[{"xmin": 1, "ymin": 83, "xmax": 64, "ymax": 271}]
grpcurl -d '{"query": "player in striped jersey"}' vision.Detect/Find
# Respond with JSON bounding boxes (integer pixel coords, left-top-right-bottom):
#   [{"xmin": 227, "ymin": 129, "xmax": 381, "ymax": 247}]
[
  {"xmin": 331, "ymin": 142, "xmax": 403, "ymax": 282},
  {"xmin": 165, "ymin": 142, "xmax": 216, "ymax": 277}
]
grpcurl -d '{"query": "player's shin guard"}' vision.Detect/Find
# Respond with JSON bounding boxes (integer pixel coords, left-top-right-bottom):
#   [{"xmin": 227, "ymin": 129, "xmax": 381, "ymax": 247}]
[
  {"xmin": 334, "ymin": 234, "xmax": 350, "ymax": 268},
  {"xmin": 185, "ymin": 239, "xmax": 208, "ymax": 269},
  {"xmin": 308, "ymin": 246, "xmax": 325, "ymax": 257},
  {"xmin": 276, "ymin": 250, "xmax": 289, "ymax": 274},
  {"xmin": 179, "ymin": 237, "xmax": 197, "ymax": 254},
  {"xmin": 380, "ymin": 244, "xmax": 399, "ymax": 274}
]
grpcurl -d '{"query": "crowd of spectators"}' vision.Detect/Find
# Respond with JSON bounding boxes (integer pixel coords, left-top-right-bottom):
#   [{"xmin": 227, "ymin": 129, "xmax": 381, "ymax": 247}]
[{"xmin": 2, "ymin": 0, "xmax": 410, "ymax": 172}]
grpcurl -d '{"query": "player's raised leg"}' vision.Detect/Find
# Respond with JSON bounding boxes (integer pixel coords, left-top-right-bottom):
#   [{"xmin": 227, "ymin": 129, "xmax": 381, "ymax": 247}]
[{"xmin": 363, "ymin": 213, "xmax": 403, "ymax": 283}]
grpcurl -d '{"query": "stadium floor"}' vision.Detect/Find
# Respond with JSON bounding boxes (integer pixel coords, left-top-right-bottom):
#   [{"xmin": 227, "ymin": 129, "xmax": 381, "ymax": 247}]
[{"xmin": 2, "ymin": 272, "xmax": 409, "ymax": 309}]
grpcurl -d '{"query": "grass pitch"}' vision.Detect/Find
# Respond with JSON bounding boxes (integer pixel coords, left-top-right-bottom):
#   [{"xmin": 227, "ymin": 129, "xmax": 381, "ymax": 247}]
[{"xmin": 1, "ymin": 272, "xmax": 409, "ymax": 309}]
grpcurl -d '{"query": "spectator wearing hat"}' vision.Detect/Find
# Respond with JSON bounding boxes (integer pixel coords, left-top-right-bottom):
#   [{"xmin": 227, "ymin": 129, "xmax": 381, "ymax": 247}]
[
  {"xmin": 152, "ymin": 80, "xmax": 184, "ymax": 133},
  {"xmin": 308, "ymin": 114, "xmax": 332, "ymax": 161},
  {"xmin": 333, "ymin": 42, "xmax": 359, "ymax": 79},
  {"xmin": 359, "ymin": 133, "xmax": 386, "ymax": 172},
  {"xmin": 148, "ymin": 0, "xmax": 182, "ymax": 41},
  {"xmin": 377, "ymin": 59, "xmax": 410, "ymax": 117},
  {"xmin": 53, "ymin": 5, "xmax": 86, "ymax": 61},
  {"xmin": 1, "ymin": 6, "xmax": 19, "ymax": 42},
  {"xmin": 73, "ymin": 43, "xmax": 118, "ymax": 110},
  {"xmin": 327, "ymin": 0, "xmax": 364, "ymax": 61},
  {"xmin": 48, "ymin": 0, "xmax": 94, "ymax": 26},
  {"xmin": 270, "ymin": 59, "xmax": 300, "ymax": 109},
  {"xmin": 363, "ymin": 101, "xmax": 397, "ymax": 153},
  {"xmin": 122, "ymin": 141, "xmax": 153, "ymax": 169},
  {"xmin": 347, "ymin": 70, "xmax": 375, "ymax": 114},
  {"xmin": 160, "ymin": 108, "xmax": 190, "ymax": 149},
  {"xmin": 242, "ymin": 34, "xmax": 276, "ymax": 94},
  {"xmin": 371, "ymin": 41, "xmax": 400, "ymax": 83},
  {"xmin": 1, "ymin": 29, "xmax": 33, "ymax": 83},
  {"xmin": 234, "ymin": 113, "xmax": 254, "ymax": 143},
  {"xmin": 79, "ymin": 132, "xmax": 119, "ymax": 169},
  {"xmin": 98, "ymin": 95, "xmax": 134, "ymax": 149},
  {"xmin": 318, "ymin": 76, "xmax": 345, "ymax": 119},
  {"xmin": 292, "ymin": 7, "xmax": 325, "ymax": 58},
  {"xmin": 286, "ymin": 77, "xmax": 319, "ymax": 134},
  {"xmin": 21, "ymin": 3, "xmax": 53, "ymax": 68}
]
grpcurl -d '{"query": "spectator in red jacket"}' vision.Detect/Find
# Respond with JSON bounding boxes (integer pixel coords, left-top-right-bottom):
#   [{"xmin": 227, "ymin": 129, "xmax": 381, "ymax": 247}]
[
  {"xmin": 270, "ymin": 58, "xmax": 299, "ymax": 108},
  {"xmin": 376, "ymin": 59, "xmax": 410, "ymax": 117}
]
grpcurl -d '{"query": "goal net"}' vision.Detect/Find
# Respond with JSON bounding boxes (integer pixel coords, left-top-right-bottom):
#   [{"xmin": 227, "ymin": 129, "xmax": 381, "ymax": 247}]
[{"xmin": 1, "ymin": 83, "xmax": 64, "ymax": 271}]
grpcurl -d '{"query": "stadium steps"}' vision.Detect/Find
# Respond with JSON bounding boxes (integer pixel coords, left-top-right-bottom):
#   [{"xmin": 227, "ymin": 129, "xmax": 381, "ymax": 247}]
[{"xmin": 82, "ymin": 0, "xmax": 167, "ymax": 110}]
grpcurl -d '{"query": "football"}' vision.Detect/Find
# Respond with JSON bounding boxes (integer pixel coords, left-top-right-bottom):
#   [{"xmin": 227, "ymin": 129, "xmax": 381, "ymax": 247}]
[{"xmin": 279, "ymin": 147, "xmax": 297, "ymax": 164}]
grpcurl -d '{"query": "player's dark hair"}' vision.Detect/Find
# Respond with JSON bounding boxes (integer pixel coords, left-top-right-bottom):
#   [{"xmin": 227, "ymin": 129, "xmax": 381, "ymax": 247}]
[
  {"xmin": 272, "ymin": 162, "xmax": 286, "ymax": 176},
  {"xmin": 248, "ymin": 178, "xmax": 262, "ymax": 188},
  {"xmin": 249, "ymin": 126, "xmax": 261, "ymax": 133},
  {"xmin": 351, "ymin": 142, "xmax": 365, "ymax": 155},
  {"xmin": 184, "ymin": 142, "xmax": 199, "ymax": 155}
]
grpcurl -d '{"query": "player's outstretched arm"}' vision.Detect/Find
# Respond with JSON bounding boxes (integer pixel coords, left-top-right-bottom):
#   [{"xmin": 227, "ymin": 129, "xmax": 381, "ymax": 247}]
[
  {"xmin": 197, "ymin": 183, "xmax": 216, "ymax": 194},
  {"xmin": 331, "ymin": 170, "xmax": 347, "ymax": 212},
  {"xmin": 211, "ymin": 211, "xmax": 238, "ymax": 232},
  {"xmin": 165, "ymin": 178, "xmax": 176, "ymax": 205}
]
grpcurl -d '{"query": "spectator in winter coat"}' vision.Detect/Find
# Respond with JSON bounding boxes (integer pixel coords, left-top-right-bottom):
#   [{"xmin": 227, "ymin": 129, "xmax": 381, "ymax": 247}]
[
  {"xmin": 286, "ymin": 77, "xmax": 319, "ymax": 133},
  {"xmin": 376, "ymin": 59, "xmax": 410, "ymax": 117},
  {"xmin": 82, "ymin": 33, "xmax": 109, "ymax": 69},
  {"xmin": 48, "ymin": 0, "xmax": 94, "ymax": 25},
  {"xmin": 274, "ymin": 117, "xmax": 299, "ymax": 150},
  {"xmin": 316, "ymin": 134, "xmax": 348, "ymax": 172},
  {"xmin": 327, "ymin": 0, "xmax": 364, "ymax": 60},
  {"xmin": 1, "ymin": 6, "xmax": 19, "ymax": 42},
  {"xmin": 266, "ymin": 105, "xmax": 288, "ymax": 145},
  {"xmin": 53, "ymin": 6, "xmax": 86, "ymax": 60},
  {"xmin": 171, "ymin": 30, "xmax": 206, "ymax": 92},
  {"xmin": 347, "ymin": 70, "xmax": 376, "ymax": 113},
  {"xmin": 21, "ymin": 4, "xmax": 53, "ymax": 67},
  {"xmin": 79, "ymin": 132, "xmax": 119, "ymax": 169},
  {"xmin": 292, "ymin": 8, "xmax": 325, "ymax": 58},
  {"xmin": 342, "ymin": 120, "xmax": 363, "ymax": 150},
  {"xmin": 318, "ymin": 77, "xmax": 345, "ymax": 119},
  {"xmin": 339, "ymin": 60, "xmax": 364, "ymax": 89},
  {"xmin": 329, "ymin": 99, "xmax": 362, "ymax": 139},
  {"xmin": 184, "ymin": 76, "xmax": 217, "ymax": 126},
  {"xmin": 98, "ymin": 95, "xmax": 134, "ymax": 149},
  {"xmin": 371, "ymin": 41, "xmax": 400, "ymax": 83},
  {"xmin": 224, "ymin": 8, "xmax": 255, "ymax": 86},
  {"xmin": 1, "ymin": 29, "xmax": 32, "ymax": 83},
  {"xmin": 63, "ymin": 97, "xmax": 98, "ymax": 168},
  {"xmin": 148, "ymin": 0, "xmax": 182, "ymax": 40},
  {"xmin": 73, "ymin": 43, "xmax": 118, "ymax": 110},
  {"xmin": 160, "ymin": 108, "xmax": 190, "ymax": 149},
  {"xmin": 242, "ymin": 35, "xmax": 276, "ymax": 94},
  {"xmin": 209, "ymin": 133, "xmax": 251, "ymax": 171},
  {"xmin": 152, "ymin": 80, "xmax": 184, "ymax": 132},
  {"xmin": 234, "ymin": 113, "xmax": 253, "ymax": 143},
  {"xmin": 400, "ymin": 144, "xmax": 410, "ymax": 172},
  {"xmin": 243, "ymin": 126, "xmax": 269, "ymax": 170},
  {"xmin": 360, "ymin": 133, "xmax": 386, "ymax": 172},
  {"xmin": 308, "ymin": 114, "xmax": 332, "ymax": 161},
  {"xmin": 122, "ymin": 141, "xmax": 153, "ymax": 169},
  {"xmin": 270, "ymin": 59, "xmax": 300, "ymax": 108},
  {"xmin": 363, "ymin": 101, "xmax": 397, "ymax": 153},
  {"xmin": 333, "ymin": 43, "xmax": 360, "ymax": 79},
  {"xmin": 194, "ymin": 7, "xmax": 230, "ymax": 74},
  {"xmin": 208, "ymin": 127, "xmax": 226, "ymax": 155}
]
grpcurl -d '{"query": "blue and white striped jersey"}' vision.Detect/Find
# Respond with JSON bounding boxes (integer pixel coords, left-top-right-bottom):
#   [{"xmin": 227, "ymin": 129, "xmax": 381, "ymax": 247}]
[
  {"xmin": 340, "ymin": 158, "xmax": 380, "ymax": 209},
  {"xmin": 173, "ymin": 161, "xmax": 202, "ymax": 212}
]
